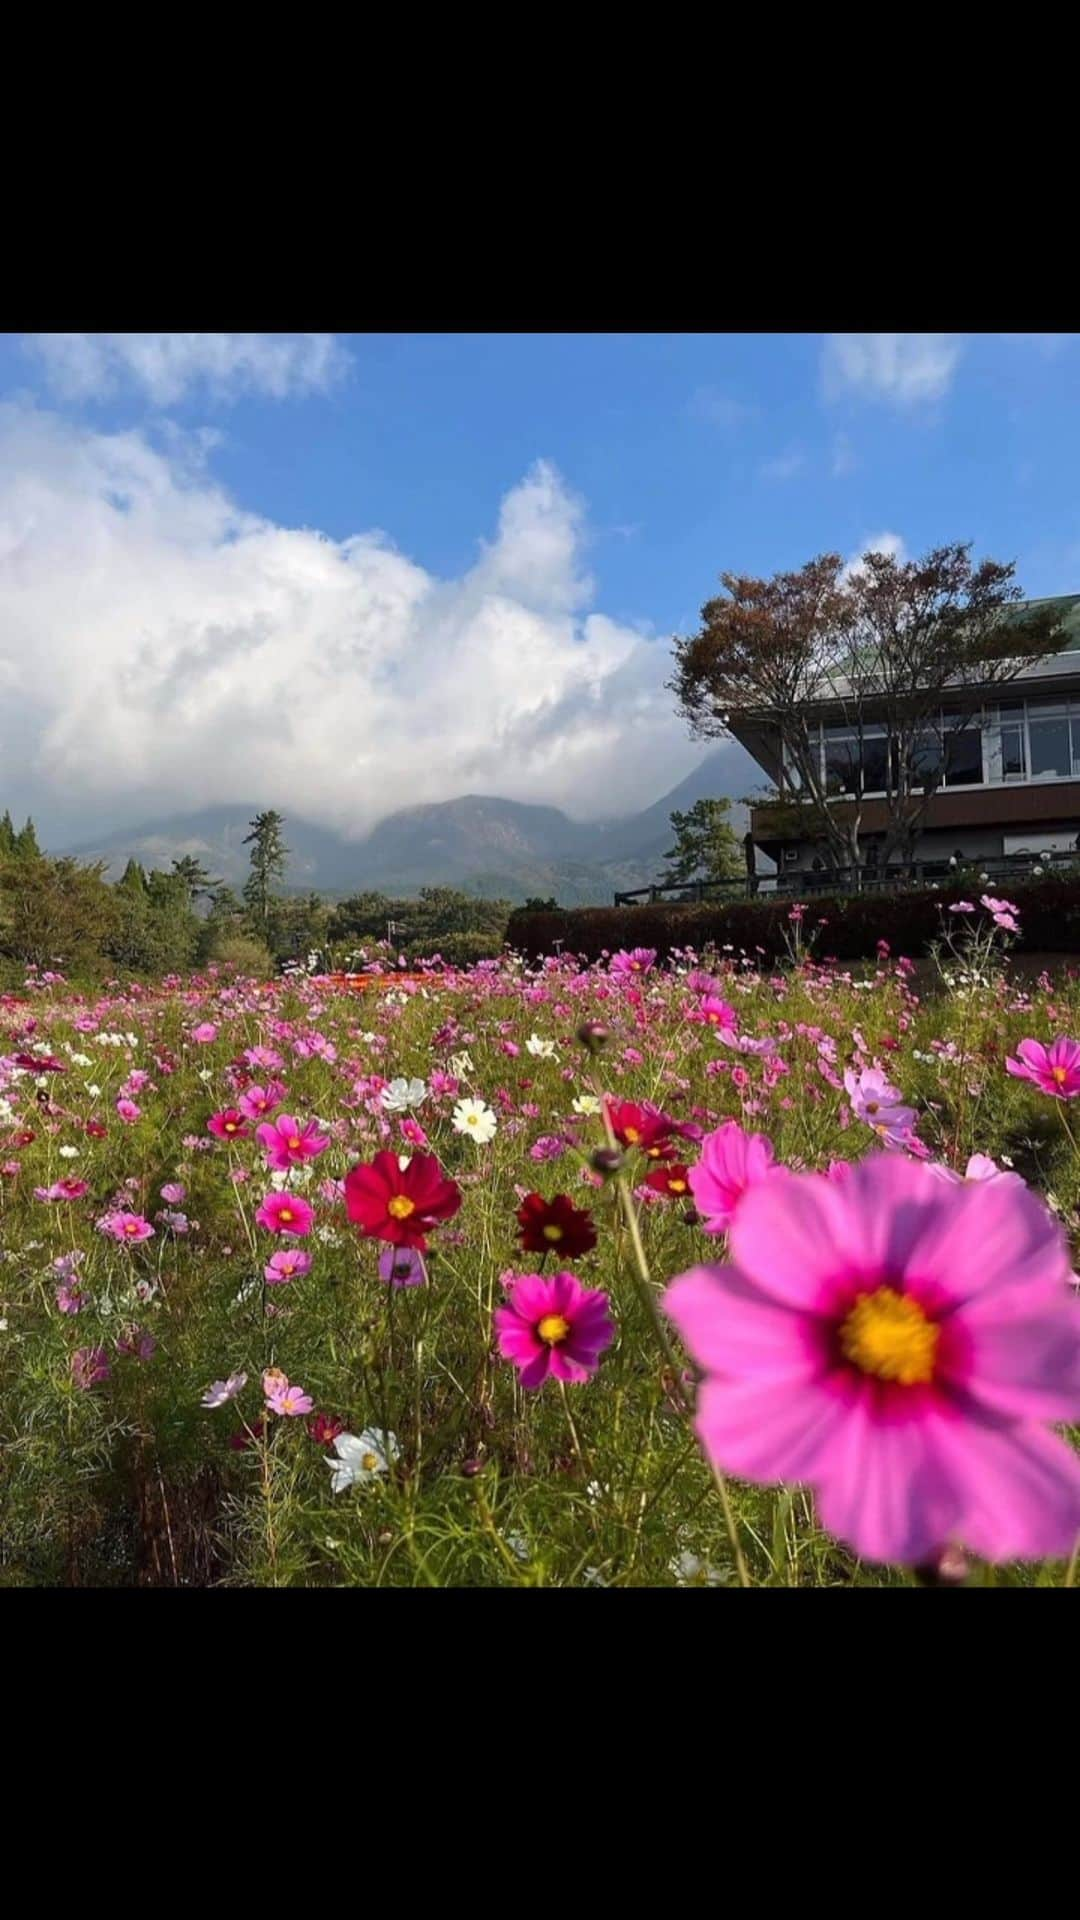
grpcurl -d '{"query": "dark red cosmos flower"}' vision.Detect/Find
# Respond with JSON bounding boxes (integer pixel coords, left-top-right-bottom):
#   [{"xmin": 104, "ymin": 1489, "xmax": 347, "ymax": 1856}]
[
  {"xmin": 85, "ymin": 1120, "xmax": 108, "ymax": 1140},
  {"xmin": 344, "ymin": 1150, "xmax": 461, "ymax": 1250},
  {"xmin": 645, "ymin": 1162, "xmax": 693, "ymax": 1198},
  {"xmin": 605, "ymin": 1098, "xmax": 681, "ymax": 1162},
  {"xmin": 13, "ymin": 1052, "xmax": 66, "ymax": 1073},
  {"xmin": 11, "ymin": 1129, "xmax": 35, "ymax": 1149},
  {"xmin": 307, "ymin": 1411, "xmax": 346, "ymax": 1447},
  {"xmin": 516, "ymin": 1191, "xmax": 597, "ymax": 1259},
  {"xmin": 229, "ymin": 1418, "xmax": 266, "ymax": 1451}
]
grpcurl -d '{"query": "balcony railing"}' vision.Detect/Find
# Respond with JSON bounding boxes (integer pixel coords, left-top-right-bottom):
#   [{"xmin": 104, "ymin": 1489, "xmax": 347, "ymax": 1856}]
[{"xmin": 612, "ymin": 847, "xmax": 1080, "ymax": 907}]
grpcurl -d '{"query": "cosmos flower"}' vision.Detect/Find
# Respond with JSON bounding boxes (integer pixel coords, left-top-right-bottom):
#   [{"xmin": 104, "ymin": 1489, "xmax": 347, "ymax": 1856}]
[
  {"xmin": 344, "ymin": 1150, "xmax": 461, "ymax": 1250},
  {"xmin": 201, "ymin": 1372, "xmax": 248, "ymax": 1408},
  {"xmin": 380, "ymin": 1077, "xmax": 427, "ymax": 1112},
  {"xmin": 663, "ymin": 1153, "xmax": 1080, "ymax": 1565},
  {"xmin": 609, "ymin": 948, "xmax": 657, "ymax": 977},
  {"xmin": 688, "ymin": 1121, "xmax": 777, "ymax": 1234},
  {"xmin": 207, "ymin": 1108, "xmax": 249, "ymax": 1141},
  {"xmin": 452, "ymin": 1097, "xmax": 498, "ymax": 1144},
  {"xmin": 494, "ymin": 1271, "xmax": 614, "ymax": 1389},
  {"xmin": 238, "ymin": 1081, "xmax": 286, "ymax": 1122},
  {"xmin": 264, "ymin": 1249, "xmax": 313, "ymax": 1284},
  {"xmin": 377, "ymin": 1245, "xmax": 427, "ymax": 1287},
  {"xmin": 605, "ymin": 1098, "xmax": 681, "ymax": 1162},
  {"xmin": 326, "ymin": 1428, "xmax": 400, "ymax": 1491},
  {"xmin": 72, "ymin": 1346, "xmax": 111, "ymax": 1390},
  {"xmin": 645, "ymin": 1162, "xmax": 693, "ymax": 1199},
  {"xmin": 1006, "ymin": 1036, "xmax": 1080, "ymax": 1100},
  {"xmin": 515, "ymin": 1191, "xmax": 598, "ymax": 1259},
  {"xmin": 256, "ymin": 1114, "xmax": 330, "ymax": 1170},
  {"xmin": 100, "ymin": 1211, "xmax": 155, "ymax": 1245},
  {"xmin": 254, "ymin": 1191, "xmax": 315, "ymax": 1237}
]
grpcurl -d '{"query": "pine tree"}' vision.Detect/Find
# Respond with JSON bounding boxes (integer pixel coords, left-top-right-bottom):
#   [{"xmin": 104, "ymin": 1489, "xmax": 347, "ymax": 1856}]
[
  {"xmin": 0, "ymin": 811, "xmax": 15, "ymax": 859},
  {"xmin": 660, "ymin": 798, "xmax": 742, "ymax": 887},
  {"xmin": 171, "ymin": 854, "xmax": 221, "ymax": 902},
  {"xmin": 13, "ymin": 817, "xmax": 41, "ymax": 861},
  {"xmin": 242, "ymin": 812, "xmax": 289, "ymax": 930},
  {"xmin": 117, "ymin": 858, "xmax": 148, "ymax": 896}
]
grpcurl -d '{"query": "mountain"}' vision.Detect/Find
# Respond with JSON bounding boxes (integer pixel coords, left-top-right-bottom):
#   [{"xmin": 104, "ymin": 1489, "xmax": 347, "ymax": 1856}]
[{"xmin": 62, "ymin": 749, "xmax": 754, "ymax": 906}]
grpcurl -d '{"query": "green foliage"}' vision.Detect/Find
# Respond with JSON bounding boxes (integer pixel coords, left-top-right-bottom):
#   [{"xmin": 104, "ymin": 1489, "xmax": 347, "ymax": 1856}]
[
  {"xmin": 328, "ymin": 886, "xmax": 511, "ymax": 959},
  {"xmin": 0, "ymin": 854, "xmax": 118, "ymax": 974},
  {"xmin": 661, "ymin": 796, "xmax": 742, "ymax": 887},
  {"xmin": 210, "ymin": 933, "xmax": 275, "ymax": 974},
  {"xmin": 242, "ymin": 811, "xmax": 289, "ymax": 930}
]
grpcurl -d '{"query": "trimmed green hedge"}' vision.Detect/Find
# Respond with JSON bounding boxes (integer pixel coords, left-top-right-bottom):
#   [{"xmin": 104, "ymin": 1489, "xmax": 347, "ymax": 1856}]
[{"xmin": 505, "ymin": 875, "xmax": 1080, "ymax": 965}]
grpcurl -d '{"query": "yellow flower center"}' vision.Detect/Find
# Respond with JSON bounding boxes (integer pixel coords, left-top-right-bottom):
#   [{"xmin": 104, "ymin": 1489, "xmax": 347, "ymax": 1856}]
[
  {"xmin": 279, "ymin": 1207, "xmax": 294, "ymax": 1222},
  {"xmin": 669, "ymin": 1177, "xmax": 687, "ymax": 1193},
  {"xmin": 1052, "ymin": 1066, "xmax": 1068, "ymax": 1084},
  {"xmin": 226, "ymin": 1121, "xmax": 238, "ymax": 1132},
  {"xmin": 537, "ymin": 1313, "xmax": 570, "ymax": 1346},
  {"xmin": 288, "ymin": 1136, "xmax": 301, "ymax": 1149},
  {"xmin": 361, "ymin": 1452, "xmax": 379, "ymax": 1472},
  {"xmin": 124, "ymin": 1221, "xmax": 138, "ymax": 1233},
  {"xmin": 840, "ymin": 1286, "xmax": 938, "ymax": 1386},
  {"xmin": 623, "ymin": 1125, "xmax": 640, "ymax": 1143},
  {"xmin": 387, "ymin": 1194, "xmax": 415, "ymax": 1220},
  {"xmin": 542, "ymin": 1223, "xmax": 563, "ymax": 1242}
]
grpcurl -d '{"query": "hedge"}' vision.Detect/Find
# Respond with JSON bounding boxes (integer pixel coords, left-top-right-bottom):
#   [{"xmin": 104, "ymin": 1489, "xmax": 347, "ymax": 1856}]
[{"xmin": 505, "ymin": 874, "xmax": 1080, "ymax": 966}]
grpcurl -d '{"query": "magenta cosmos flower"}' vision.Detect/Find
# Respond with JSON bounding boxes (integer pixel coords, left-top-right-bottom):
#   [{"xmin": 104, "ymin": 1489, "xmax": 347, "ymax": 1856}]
[
  {"xmin": 494, "ymin": 1271, "xmax": 614, "ymax": 1389},
  {"xmin": 256, "ymin": 1114, "xmax": 330, "ymax": 1171},
  {"xmin": 255, "ymin": 1191, "xmax": 315, "ymax": 1237},
  {"xmin": 688, "ymin": 1120, "xmax": 777, "ymax": 1234},
  {"xmin": 609, "ymin": 947, "xmax": 657, "ymax": 977},
  {"xmin": 101, "ymin": 1211, "xmax": 155, "ymax": 1245},
  {"xmin": 664, "ymin": 1154, "xmax": 1080, "ymax": 1565},
  {"xmin": 239, "ymin": 1080, "xmax": 286, "ymax": 1122},
  {"xmin": 1006, "ymin": 1035, "xmax": 1080, "ymax": 1100}
]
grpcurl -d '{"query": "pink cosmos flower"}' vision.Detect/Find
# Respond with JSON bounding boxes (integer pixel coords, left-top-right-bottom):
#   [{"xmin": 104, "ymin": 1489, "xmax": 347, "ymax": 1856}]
[
  {"xmin": 116, "ymin": 1326, "xmax": 157, "ymax": 1360},
  {"xmin": 254, "ymin": 1191, "xmax": 315, "ymax": 1237},
  {"xmin": 843, "ymin": 1066, "xmax": 918, "ymax": 1147},
  {"xmin": 690, "ymin": 995, "xmax": 738, "ymax": 1031},
  {"xmin": 101, "ymin": 1211, "xmax": 155, "ymax": 1245},
  {"xmin": 664, "ymin": 1154, "xmax": 1080, "ymax": 1565},
  {"xmin": 264, "ymin": 1249, "xmax": 313, "ymax": 1285},
  {"xmin": 36, "ymin": 1178, "xmax": 89, "ymax": 1201},
  {"xmin": 609, "ymin": 947, "xmax": 657, "ymax": 977},
  {"xmin": 949, "ymin": 901, "xmax": 976, "ymax": 914},
  {"xmin": 192, "ymin": 1023, "xmax": 219, "ymax": 1044},
  {"xmin": 494, "ymin": 1271, "xmax": 615, "ymax": 1389},
  {"xmin": 688, "ymin": 1120, "xmax": 777, "ymax": 1234},
  {"xmin": 201, "ymin": 1372, "xmax": 247, "ymax": 1408},
  {"xmin": 56, "ymin": 1280, "xmax": 88, "ymax": 1314},
  {"xmin": 238, "ymin": 1080, "xmax": 286, "ymax": 1122},
  {"xmin": 263, "ymin": 1370, "xmax": 314, "ymax": 1416},
  {"xmin": 245, "ymin": 1046, "xmax": 284, "ymax": 1071},
  {"xmin": 981, "ymin": 894, "xmax": 1018, "ymax": 918},
  {"xmin": 72, "ymin": 1346, "xmax": 111, "ymax": 1390},
  {"xmin": 1006, "ymin": 1036, "xmax": 1080, "ymax": 1100},
  {"xmin": 115, "ymin": 1098, "xmax": 141, "ymax": 1124},
  {"xmin": 160, "ymin": 1181, "xmax": 186, "ymax": 1205},
  {"xmin": 255, "ymin": 1114, "xmax": 330, "ymax": 1170},
  {"xmin": 928, "ymin": 1153, "xmax": 1024, "ymax": 1189}
]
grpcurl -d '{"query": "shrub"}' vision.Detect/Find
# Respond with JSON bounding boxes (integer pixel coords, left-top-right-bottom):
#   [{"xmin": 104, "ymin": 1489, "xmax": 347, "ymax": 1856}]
[
  {"xmin": 211, "ymin": 934, "xmax": 275, "ymax": 975},
  {"xmin": 505, "ymin": 874, "xmax": 1080, "ymax": 965}
]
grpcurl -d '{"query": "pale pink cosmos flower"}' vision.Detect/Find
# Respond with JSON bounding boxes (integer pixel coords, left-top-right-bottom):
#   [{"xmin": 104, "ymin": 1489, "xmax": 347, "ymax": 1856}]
[
  {"xmin": 949, "ymin": 902, "xmax": 976, "ymax": 914},
  {"xmin": 101, "ymin": 1211, "xmax": 155, "ymax": 1245},
  {"xmin": 201, "ymin": 1372, "xmax": 247, "ymax": 1408},
  {"xmin": 928, "ymin": 1153, "xmax": 1024, "ymax": 1189},
  {"xmin": 115, "ymin": 1098, "xmax": 141, "ymax": 1124},
  {"xmin": 160, "ymin": 1181, "xmax": 186, "ymax": 1205},
  {"xmin": 843, "ymin": 1067, "xmax": 917, "ymax": 1147},
  {"xmin": 664, "ymin": 1154, "xmax": 1080, "ymax": 1565},
  {"xmin": 264, "ymin": 1249, "xmax": 313, "ymax": 1285},
  {"xmin": 263, "ymin": 1371, "xmax": 314, "ymax": 1416},
  {"xmin": 1006, "ymin": 1036, "xmax": 1080, "ymax": 1100},
  {"xmin": 688, "ymin": 1120, "xmax": 777, "ymax": 1234},
  {"xmin": 255, "ymin": 1114, "xmax": 330, "ymax": 1171},
  {"xmin": 192, "ymin": 1023, "xmax": 218, "ymax": 1044},
  {"xmin": 72, "ymin": 1346, "xmax": 111, "ymax": 1390}
]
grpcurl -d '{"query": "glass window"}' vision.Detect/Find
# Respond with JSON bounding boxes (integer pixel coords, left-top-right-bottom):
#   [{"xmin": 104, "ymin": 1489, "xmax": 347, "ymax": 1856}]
[
  {"xmin": 906, "ymin": 732, "xmax": 944, "ymax": 784},
  {"xmin": 824, "ymin": 738, "xmax": 859, "ymax": 795},
  {"xmin": 944, "ymin": 725, "xmax": 984, "ymax": 787},
  {"xmin": 1029, "ymin": 717, "xmax": 1071, "ymax": 779},
  {"xmin": 860, "ymin": 737, "xmax": 889, "ymax": 793},
  {"xmin": 1001, "ymin": 724, "xmax": 1026, "ymax": 778},
  {"xmin": 1071, "ymin": 717, "xmax": 1080, "ymax": 775}
]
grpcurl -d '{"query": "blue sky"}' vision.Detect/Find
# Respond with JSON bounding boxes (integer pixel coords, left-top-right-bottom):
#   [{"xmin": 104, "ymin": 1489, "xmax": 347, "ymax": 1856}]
[{"xmin": 0, "ymin": 332, "xmax": 1077, "ymax": 843}]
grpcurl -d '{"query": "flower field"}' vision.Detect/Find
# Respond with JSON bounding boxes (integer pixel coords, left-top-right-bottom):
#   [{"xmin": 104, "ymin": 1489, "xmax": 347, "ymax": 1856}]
[{"xmin": 2, "ymin": 901, "xmax": 1079, "ymax": 1588}]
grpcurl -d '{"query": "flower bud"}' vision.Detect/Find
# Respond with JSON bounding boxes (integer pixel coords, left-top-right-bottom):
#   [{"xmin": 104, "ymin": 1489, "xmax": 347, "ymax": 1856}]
[
  {"xmin": 461, "ymin": 1457, "xmax": 484, "ymax": 1478},
  {"xmin": 590, "ymin": 1147, "xmax": 624, "ymax": 1177},
  {"xmin": 576, "ymin": 1021, "xmax": 609, "ymax": 1055}
]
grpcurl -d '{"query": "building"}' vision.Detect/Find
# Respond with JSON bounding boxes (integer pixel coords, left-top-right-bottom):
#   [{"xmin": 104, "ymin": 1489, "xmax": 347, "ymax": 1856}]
[{"xmin": 735, "ymin": 593, "xmax": 1080, "ymax": 883}]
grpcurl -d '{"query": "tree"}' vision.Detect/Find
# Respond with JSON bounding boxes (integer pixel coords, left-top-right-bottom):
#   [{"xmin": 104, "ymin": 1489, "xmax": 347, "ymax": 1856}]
[
  {"xmin": 117, "ymin": 858, "xmax": 148, "ymax": 897},
  {"xmin": 669, "ymin": 545, "xmax": 1067, "ymax": 875},
  {"xmin": 661, "ymin": 797, "xmax": 742, "ymax": 887},
  {"xmin": 171, "ymin": 854, "xmax": 221, "ymax": 903},
  {"xmin": 12, "ymin": 818, "xmax": 41, "ymax": 861},
  {"xmin": 0, "ymin": 812, "xmax": 15, "ymax": 860},
  {"xmin": 242, "ymin": 812, "xmax": 289, "ymax": 930},
  {"xmin": 0, "ymin": 856, "xmax": 118, "ymax": 973}
]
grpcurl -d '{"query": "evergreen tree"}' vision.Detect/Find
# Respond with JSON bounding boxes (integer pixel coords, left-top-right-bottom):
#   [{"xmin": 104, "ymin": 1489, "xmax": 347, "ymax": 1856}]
[
  {"xmin": 660, "ymin": 797, "xmax": 743, "ymax": 887},
  {"xmin": 171, "ymin": 854, "xmax": 221, "ymax": 902},
  {"xmin": 117, "ymin": 858, "xmax": 148, "ymax": 896},
  {"xmin": 242, "ymin": 812, "xmax": 289, "ymax": 930},
  {"xmin": 0, "ymin": 812, "xmax": 15, "ymax": 860},
  {"xmin": 13, "ymin": 818, "xmax": 41, "ymax": 861}
]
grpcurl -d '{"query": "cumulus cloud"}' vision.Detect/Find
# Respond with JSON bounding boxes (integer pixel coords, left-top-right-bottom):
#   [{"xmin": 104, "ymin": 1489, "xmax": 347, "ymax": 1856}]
[
  {"xmin": 21, "ymin": 333, "xmax": 350, "ymax": 406},
  {"xmin": 842, "ymin": 530, "xmax": 907, "ymax": 582},
  {"xmin": 0, "ymin": 406, "xmax": 710, "ymax": 839},
  {"xmin": 822, "ymin": 333, "xmax": 961, "ymax": 406}
]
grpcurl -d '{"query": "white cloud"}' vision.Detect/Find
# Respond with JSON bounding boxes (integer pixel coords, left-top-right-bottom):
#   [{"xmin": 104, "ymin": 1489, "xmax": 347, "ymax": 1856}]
[
  {"xmin": 822, "ymin": 333, "xmax": 961, "ymax": 406},
  {"xmin": 0, "ymin": 406, "xmax": 714, "ymax": 838},
  {"xmin": 758, "ymin": 447, "xmax": 805, "ymax": 482},
  {"xmin": 21, "ymin": 333, "xmax": 350, "ymax": 406},
  {"xmin": 688, "ymin": 386, "xmax": 756, "ymax": 430},
  {"xmin": 842, "ymin": 530, "xmax": 907, "ymax": 582}
]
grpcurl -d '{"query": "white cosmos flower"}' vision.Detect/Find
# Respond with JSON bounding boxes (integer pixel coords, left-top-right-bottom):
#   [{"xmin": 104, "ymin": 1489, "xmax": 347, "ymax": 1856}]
[
  {"xmin": 572, "ymin": 1094, "xmax": 601, "ymax": 1116},
  {"xmin": 671, "ymin": 1551, "xmax": 726, "ymax": 1587},
  {"xmin": 380, "ymin": 1076, "xmax": 427, "ymax": 1113},
  {"xmin": 327, "ymin": 1428, "xmax": 400, "ymax": 1493},
  {"xmin": 526, "ymin": 1034, "xmax": 555, "ymax": 1058},
  {"xmin": 67, "ymin": 1052, "xmax": 92, "ymax": 1068},
  {"xmin": 452, "ymin": 1097, "xmax": 497, "ymax": 1144},
  {"xmin": 58, "ymin": 1145, "xmax": 80, "ymax": 1159},
  {"xmin": 85, "ymin": 1083, "xmax": 102, "ymax": 1098}
]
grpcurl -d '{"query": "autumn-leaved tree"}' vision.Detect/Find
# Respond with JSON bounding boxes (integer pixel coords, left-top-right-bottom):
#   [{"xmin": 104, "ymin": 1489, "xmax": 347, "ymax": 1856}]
[{"xmin": 669, "ymin": 544, "xmax": 1067, "ymax": 874}]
